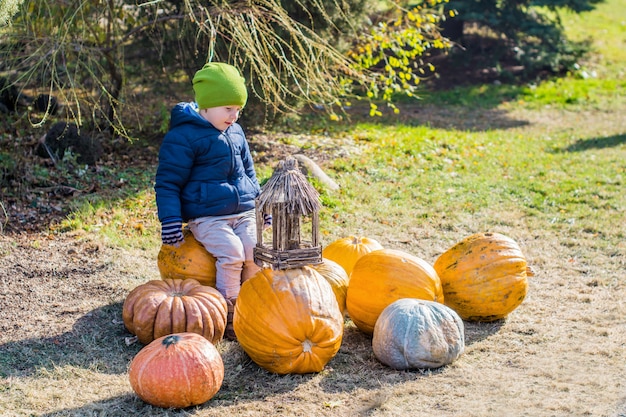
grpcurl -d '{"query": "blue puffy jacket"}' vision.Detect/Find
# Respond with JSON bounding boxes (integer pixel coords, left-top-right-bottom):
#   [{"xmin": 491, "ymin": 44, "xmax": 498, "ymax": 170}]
[{"xmin": 155, "ymin": 102, "xmax": 260, "ymax": 223}]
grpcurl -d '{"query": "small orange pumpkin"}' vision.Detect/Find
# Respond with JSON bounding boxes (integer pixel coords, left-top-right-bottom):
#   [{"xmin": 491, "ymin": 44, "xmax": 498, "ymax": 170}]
[
  {"xmin": 311, "ymin": 258, "xmax": 350, "ymax": 315},
  {"xmin": 122, "ymin": 278, "xmax": 227, "ymax": 344},
  {"xmin": 347, "ymin": 248, "xmax": 443, "ymax": 334},
  {"xmin": 129, "ymin": 332, "xmax": 224, "ymax": 408},
  {"xmin": 234, "ymin": 266, "xmax": 344, "ymax": 374},
  {"xmin": 322, "ymin": 235, "xmax": 383, "ymax": 276},
  {"xmin": 157, "ymin": 229, "xmax": 217, "ymax": 287},
  {"xmin": 433, "ymin": 232, "xmax": 530, "ymax": 321}
]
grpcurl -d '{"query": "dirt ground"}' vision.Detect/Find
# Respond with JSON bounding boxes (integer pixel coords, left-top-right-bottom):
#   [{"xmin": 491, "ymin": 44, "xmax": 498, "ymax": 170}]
[
  {"xmin": 1, "ymin": 66, "xmax": 625, "ymax": 417},
  {"xmin": 1, "ymin": 199, "xmax": 625, "ymax": 416},
  {"xmin": 1, "ymin": 104, "xmax": 626, "ymax": 416}
]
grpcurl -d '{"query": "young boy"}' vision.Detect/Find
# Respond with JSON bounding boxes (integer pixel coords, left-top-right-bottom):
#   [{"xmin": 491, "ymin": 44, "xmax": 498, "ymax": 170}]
[{"xmin": 155, "ymin": 62, "xmax": 262, "ymax": 340}]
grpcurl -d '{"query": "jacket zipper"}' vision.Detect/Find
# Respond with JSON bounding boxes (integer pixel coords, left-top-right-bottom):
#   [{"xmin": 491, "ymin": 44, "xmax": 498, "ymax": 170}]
[
  {"xmin": 224, "ymin": 130, "xmax": 241, "ymax": 209},
  {"xmin": 224, "ymin": 131, "xmax": 236, "ymax": 180}
]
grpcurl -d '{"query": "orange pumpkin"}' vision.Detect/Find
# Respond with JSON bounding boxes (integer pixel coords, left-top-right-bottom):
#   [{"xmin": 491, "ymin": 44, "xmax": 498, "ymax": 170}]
[
  {"xmin": 123, "ymin": 278, "xmax": 227, "ymax": 344},
  {"xmin": 157, "ymin": 229, "xmax": 217, "ymax": 287},
  {"xmin": 433, "ymin": 232, "xmax": 530, "ymax": 321},
  {"xmin": 322, "ymin": 235, "xmax": 383, "ymax": 276},
  {"xmin": 311, "ymin": 258, "xmax": 350, "ymax": 315},
  {"xmin": 347, "ymin": 248, "xmax": 443, "ymax": 334},
  {"xmin": 234, "ymin": 266, "xmax": 344, "ymax": 374},
  {"xmin": 129, "ymin": 332, "xmax": 224, "ymax": 408}
]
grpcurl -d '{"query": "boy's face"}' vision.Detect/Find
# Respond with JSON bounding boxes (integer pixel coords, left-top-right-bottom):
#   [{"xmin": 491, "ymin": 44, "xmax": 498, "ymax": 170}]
[{"xmin": 199, "ymin": 106, "xmax": 242, "ymax": 131}]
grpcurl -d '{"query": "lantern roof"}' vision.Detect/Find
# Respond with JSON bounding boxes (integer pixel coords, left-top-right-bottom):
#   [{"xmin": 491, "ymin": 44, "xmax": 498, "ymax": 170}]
[{"xmin": 256, "ymin": 156, "xmax": 321, "ymax": 215}]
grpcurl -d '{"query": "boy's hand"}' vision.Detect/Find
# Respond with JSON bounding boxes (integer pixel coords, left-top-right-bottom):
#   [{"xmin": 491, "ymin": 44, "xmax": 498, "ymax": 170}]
[{"xmin": 161, "ymin": 220, "xmax": 184, "ymax": 246}]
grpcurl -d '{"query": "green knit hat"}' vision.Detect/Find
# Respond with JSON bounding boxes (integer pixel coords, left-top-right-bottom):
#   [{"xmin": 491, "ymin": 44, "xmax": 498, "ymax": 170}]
[{"xmin": 192, "ymin": 63, "xmax": 248, "ymax": 109}]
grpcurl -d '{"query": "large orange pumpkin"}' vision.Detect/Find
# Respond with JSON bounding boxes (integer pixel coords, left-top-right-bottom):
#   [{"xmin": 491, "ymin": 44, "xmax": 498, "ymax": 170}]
[
  {"xmin": 346, "ymin": 248, "xmax": 443, "ymax": 334},
  {"xmin": 157, "ymin": 229, "xmax": 217, "ymax": 287},
  {"xmin": 123, "ymin": 278, "xmax": 227, "ymax": 344},
  {"xmin": 234, "ymin": 266, "xmax": 344, "ymax": 374},
  {"xmin": 433, "ymin": 232, "xmax": 530, "ymax": 321},
  {"xmin": 129, "ymin": 332, "xmax": 224, "ymax": 408},
  {"xmin": 311, "ymin": 258, "xmax": 350, "ymax": 315},
  {"xmin": 322, "ymin": 235, "xmax": 383, "ymax": 276}
]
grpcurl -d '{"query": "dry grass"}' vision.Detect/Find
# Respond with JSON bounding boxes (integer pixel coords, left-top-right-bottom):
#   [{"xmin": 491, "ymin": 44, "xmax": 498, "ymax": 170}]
[
  {"xmin": 2, "ymin": 1, "xmax": 626, "ymax": 415},
  {"xmin": 2, "ymin": 98, "xmax": 625, "ymax": 417},
  {"xmin": 1, "ymin": 105, "xmax": 625, "ymax": 416},
  {"xmin": 1, "ymin": 173, "xmax": 625, "ymax": 416}
]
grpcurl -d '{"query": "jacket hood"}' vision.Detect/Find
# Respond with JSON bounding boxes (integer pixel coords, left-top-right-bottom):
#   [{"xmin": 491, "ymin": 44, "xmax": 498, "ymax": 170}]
[{"xmin": 170, "ymin": 102, "xmax": 210, "ymax": 130}]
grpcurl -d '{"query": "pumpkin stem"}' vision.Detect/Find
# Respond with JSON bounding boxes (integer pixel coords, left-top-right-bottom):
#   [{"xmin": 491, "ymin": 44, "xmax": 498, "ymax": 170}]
[
  {"xmin": 302, "ymin": 339, "xmax": 314, "ymax": 353},
  {"xmin": 162, "ymin": 334, "xmax": 180, "ymax": 348},
  {"xmin": 168, "ymin": 291, "xmax": 185, "ymax": 297},
  {"xmin": 351, "ymin": 236, "xmax": 361, "ymax": 245}
]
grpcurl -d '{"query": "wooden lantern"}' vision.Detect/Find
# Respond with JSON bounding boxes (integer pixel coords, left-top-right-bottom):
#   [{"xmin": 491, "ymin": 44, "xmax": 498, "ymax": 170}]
[{"xmin": 254, "ymin": 156, "xmax": 323, "ymax": 270}]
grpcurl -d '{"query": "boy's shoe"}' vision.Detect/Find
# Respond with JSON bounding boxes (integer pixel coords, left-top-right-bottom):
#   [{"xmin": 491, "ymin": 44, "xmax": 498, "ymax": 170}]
[{"xmin": 225, "ymin": 298, "xmax": 237, "ymax": 341}]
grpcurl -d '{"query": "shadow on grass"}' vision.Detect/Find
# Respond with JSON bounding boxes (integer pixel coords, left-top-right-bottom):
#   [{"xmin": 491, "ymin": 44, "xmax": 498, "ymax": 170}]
[
  {"xmin": 297, "ymin": 102, "xmax": 530, "ymax": 134},
  {"xmin": 554, "ymin": 133, "xmax": 626, "ymax": 152},
  {"xmin": 10, "ymin": 314, "xmax": 504, "ymax": 415},
  {"xmin": 214, "ymin": 319, "xmax": 504, "ymax": 403},
  {"xmin": 319, "ymin": 324, "xmax": 444, "ymax": 397},
  {"xmin": 0, "ymin": 302, "xmax": 140, "ymax": 378},
  {"xmin": 381, "ymin": 105, "xmax": 530, "ymax": 132},
  {"xmin": 38, "ymin": 394, "xmax": 171, "ymax": 417},
  {"xmin": 31, "ymin": 323, "xmax": 441, "ymax": 416},
  {"xmin": 464, "ymin": 320, "xmax": 506, "ymax": 346},
  {"xmin": 37, "ymin": 392, "xmax": 252, "ymax": 417}
]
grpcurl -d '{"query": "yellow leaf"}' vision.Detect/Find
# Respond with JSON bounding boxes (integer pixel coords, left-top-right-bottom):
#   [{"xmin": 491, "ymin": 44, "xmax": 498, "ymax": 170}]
[{"xmin": 323, "ymin": 400, "xmax": 343, "ymax": 408}]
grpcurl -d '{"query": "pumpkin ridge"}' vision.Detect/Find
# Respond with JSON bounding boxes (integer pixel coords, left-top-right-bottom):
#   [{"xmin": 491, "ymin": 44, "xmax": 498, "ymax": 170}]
[
  {"xmin": 189, "ymin": 290, "xmax": 228, "ymax": 324},
  {"xmin": 179, "ymin": 278, "xmax": 202, "ymax": 294},
  {"xmin": 133, "ymin": 290, "xmax": 170, "ymax": 343},
  {"xmin": 236, "ymin": 274, "xmax": 299, "ymax": 350},
  {"xmin": 196, "ymin": 300, "xmax": 217, "ymax": 341},
  {"xmin": 171, "ymin": 278, "xmax": 187, "ymax": 294},
  {"xmin": 278, "ymin": 268, "xmax": 333, "ymax": 340},
  {"xmin": 181, "ymin": 296, "xmax": 204, "ymax": 337},
  {"xmin": 169, "ymin": 295, "xmax": 187, "ymax": 334},
  {"xmin": 152, "ymin": 295, "xmax": 175, "ymax": 342},
  {"xmin": 264, "ymin": 270, "xmax": 306, "ymax": 341},
  {"xmin": 198, "ymin": 303, "xmax": 219, "ymax": 343}
]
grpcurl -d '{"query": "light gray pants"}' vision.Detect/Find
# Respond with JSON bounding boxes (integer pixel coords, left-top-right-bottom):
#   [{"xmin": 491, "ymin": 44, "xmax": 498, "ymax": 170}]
[{"xmin": 188, "ymin": 209, "xmax": 260, "ymax": 300}]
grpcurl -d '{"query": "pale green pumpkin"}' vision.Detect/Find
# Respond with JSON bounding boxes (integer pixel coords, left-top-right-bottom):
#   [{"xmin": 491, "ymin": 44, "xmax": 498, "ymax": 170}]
[{"xmin": 372, "ymin": 298, "xmax": 465, "ymax": 370}]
